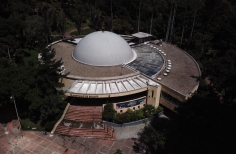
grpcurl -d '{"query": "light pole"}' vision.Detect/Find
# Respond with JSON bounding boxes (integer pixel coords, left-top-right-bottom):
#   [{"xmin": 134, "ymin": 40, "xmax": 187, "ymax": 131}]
[{"xmin": 10, "ymin": 95, "xmax": 23, "ymax": 137}]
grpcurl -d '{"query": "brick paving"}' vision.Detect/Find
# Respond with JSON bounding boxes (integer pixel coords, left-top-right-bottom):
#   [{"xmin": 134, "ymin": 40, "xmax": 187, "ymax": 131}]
[{"xmin": 0, "ymin": 131, "xmax": 139, "ymax": 154}]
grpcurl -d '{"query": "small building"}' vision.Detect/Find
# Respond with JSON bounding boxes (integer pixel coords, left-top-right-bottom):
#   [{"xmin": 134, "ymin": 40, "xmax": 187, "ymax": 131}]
[{"xmin": 131, "ymin": 32, "xmax": 153, "ymax": 44}]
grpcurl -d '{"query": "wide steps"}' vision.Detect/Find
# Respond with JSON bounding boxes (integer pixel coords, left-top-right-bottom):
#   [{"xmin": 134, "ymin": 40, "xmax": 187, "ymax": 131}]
[
  {"xmin": 55, "ymin": 125, "xmax": 115, "ymax": 140},
  {"xmin": 55, "ymin": 105, "xmax": 115, "ymax": 140}
]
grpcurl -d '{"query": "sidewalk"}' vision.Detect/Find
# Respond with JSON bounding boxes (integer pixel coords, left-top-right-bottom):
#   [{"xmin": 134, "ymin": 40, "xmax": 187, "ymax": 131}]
[{"xmin": 0, "ymin": 131, "xmax": 139, "ymax": 154}]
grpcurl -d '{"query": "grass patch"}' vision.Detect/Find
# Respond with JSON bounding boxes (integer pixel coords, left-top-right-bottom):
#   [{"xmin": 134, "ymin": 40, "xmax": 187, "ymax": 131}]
[
  {"xmin": 66, "ymin": 18, "xmax": 76, "ymax": 31},
  {"xmin": 21, "ymin": 119, "xmax": 44, "ymax": 131},
  {"xmin": 23, "ymin": 49, "xmax": 39, "ymax": 64}
]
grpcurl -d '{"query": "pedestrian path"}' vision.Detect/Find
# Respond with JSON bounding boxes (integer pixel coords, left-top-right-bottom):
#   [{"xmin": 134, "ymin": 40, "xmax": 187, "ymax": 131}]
[{"xmin": 0, "ymin": 131, "xmax": 139, "ymax": 154}]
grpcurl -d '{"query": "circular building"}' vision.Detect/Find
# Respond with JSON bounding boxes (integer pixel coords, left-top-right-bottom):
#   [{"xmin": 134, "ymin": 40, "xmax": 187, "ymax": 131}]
[{"xmin": 50, "ymin": 31, "xmax": 201, "ymax": 138}]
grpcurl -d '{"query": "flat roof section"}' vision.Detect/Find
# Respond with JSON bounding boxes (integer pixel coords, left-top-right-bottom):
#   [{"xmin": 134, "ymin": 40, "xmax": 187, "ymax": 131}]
[
  {"xmin": 153, "ymin": 42, "xmax": 201, "ymax": 96},
  {"xmin": 52, "ymin": 42, "xmax": 135, "ymax": 78},
  {"xmin": 66, "ymin": 74, "xmax": 159, "ymax": 95},
  {"xmin": 129, "ymin": 44, "xmax": 164, "ymax": 77},
  {"xmin": 132, "ymin": 32, "xmax": 152, "ymax": 38}
]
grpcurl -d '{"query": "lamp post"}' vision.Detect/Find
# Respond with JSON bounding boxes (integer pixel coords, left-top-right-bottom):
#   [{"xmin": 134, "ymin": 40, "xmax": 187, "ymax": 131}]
[{"xmin": 10, "ymin": 95, "xmax": 23, "ymax": 137}]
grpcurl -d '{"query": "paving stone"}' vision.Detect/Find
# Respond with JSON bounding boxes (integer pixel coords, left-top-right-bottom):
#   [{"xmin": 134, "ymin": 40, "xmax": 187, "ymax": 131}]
[
  {"xmin": 23, "ymin": 132, "xmax": 36, "ymax": 140},
  {"xmin": 17, "ymin": 139, "xmax": 29, "ymax": 148},
  {"xmin": 1, "ymin": 143, "xmax": 13, "ymax": 151},
  {"xmin": 66, "ymin": 148, "xmax": 77, "ymax": 154},
  {"xmin": 0, "ymin": 148, "xmax": 7, "ymax": 154},
  {"xmin": 124, "ymin": 139, "xmax": 135, "ymax": 147},
  {"xmin": 33, "ymin": 136, "xmax": 44, "ymax": 144},
  {"xmin": 75, "ymin": 137, "xmax": 86, "ymax": 144},
  {"xmin": 128, "ymin": 149, "xmax": 137, "ymax": 154},
  {"xmin": 93, "ymin": 141, "xmax": 103, "ymax": 150},
  {"xmin": 55, "ymin": 146, "xmax": 67, "ymax": 154},
  {"xmin": 33, "ymin": 145, "xmax": 45, "ymax": 154},
  {"xmin": 111, "ymin": 142, "xmax": 123, "ymax": 150},
  {"xmin": 108, "ymin": 148, "xmax": 117, "ymax": 154},
  {"xmin": 42, "ymin": 149, "xmax": 54, "ymax": 154},
  {"xmin": 10, "ymin": 145, "xmax": 21, "ymax": 153},
  {"xmin": 39, "ymin": 139, "xmax": 51, "ymax": 148},
  {"xmin": 24, "ymin": 142, "xmax": 38, "ymax": 152},
  {"xmin": 19, "ymin": 149, "xmax": 34, "ymax": 154},
  {"xmin": 47, "ymin": 142, "xmax": 59, "ymax": 151},
  {"xmin": 121, "ymin": 145, "xmax": 131, "ymax": 154},
  {"xmin": 97, "ymin": 139, "xmax": 104, "ymax": 144},
  {"xmin": 83, "ymin": 139, "xmax": 95, "ymax": 147},
  {"xmin": 53, "ymin": 136, "xmax": 65, "ymax": 146},
  {"xmin": 115, "ymin": 139, "xmax": 125, "ymax": 145},
  {"xmin": 99, "ymin": 145, "xmax": 110, "ymax": 154},
  {"xmin": 86, "ymin": 148, "xmax": 98, "ymax": 154},
  {"xmin": 0, "ymin": 140, "xmax": 6, "ymax": 148},
  {"xmin": 103, "ymin": 140, "xmax": 113, "ymax": 147}
]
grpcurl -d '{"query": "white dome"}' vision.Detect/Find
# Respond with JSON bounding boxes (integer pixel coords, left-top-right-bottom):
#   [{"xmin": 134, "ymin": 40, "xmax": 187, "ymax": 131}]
[{"xmin": 72, "ymin": 31, "xmax": 135, "ymax": 66}]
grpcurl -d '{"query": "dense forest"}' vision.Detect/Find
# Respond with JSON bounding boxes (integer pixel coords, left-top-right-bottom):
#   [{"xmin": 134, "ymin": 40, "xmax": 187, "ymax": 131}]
[{"xmin": 0, "ymin": 0, "xmax": 236, "ymax": 153}]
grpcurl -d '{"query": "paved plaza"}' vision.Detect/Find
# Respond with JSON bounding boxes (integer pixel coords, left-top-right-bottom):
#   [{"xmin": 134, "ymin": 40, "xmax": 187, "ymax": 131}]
[{"xmin": 0, "ymin": 131, "xmax": 140, "ymax": 154}]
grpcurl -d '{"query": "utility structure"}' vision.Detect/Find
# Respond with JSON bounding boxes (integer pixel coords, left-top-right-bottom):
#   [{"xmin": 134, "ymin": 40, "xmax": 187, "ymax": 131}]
[{"xmin": 10, "ymin": 95, "xmax": 23, "ymax": 137}]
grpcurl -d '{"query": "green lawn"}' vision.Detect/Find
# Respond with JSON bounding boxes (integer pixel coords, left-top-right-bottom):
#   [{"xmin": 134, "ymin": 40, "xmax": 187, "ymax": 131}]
[
  {"xmin": 23, "ymin": 49, "xmax": 39, "ymax": 64},
  {"xmin": 21, "ymin": 119, "xmax": 44, "ymax": 131}
]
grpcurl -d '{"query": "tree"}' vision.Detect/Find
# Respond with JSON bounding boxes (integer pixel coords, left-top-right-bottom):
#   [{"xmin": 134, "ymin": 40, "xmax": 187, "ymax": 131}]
[
  {"xmin": 89, "ymin": 7, "xmax": 102, "ymax": 31},
  {"xmin": 40, "ymin": 94, "xmax": 61, "ymax": 121},
  {"xmin": 139, "ymin": 125, "xmax": 166, "ymax": 153},
  {"xmin": 102, "ymin": 103, "xmax": 116, "ymax": 122}
]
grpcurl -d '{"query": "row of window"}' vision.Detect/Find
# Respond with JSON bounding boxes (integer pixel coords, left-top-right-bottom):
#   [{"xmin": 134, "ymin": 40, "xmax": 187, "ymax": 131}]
[
  {"xmin": 119, "ymin": 104, "xmax": 145, "ymax": 113},
  {"xmin": 161, "ymin": 91, "xmax": 182, "ymax": 107}
]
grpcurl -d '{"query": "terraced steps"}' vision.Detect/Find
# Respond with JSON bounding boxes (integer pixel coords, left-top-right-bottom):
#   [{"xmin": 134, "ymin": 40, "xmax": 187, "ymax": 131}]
[{"xmin": 55, "ymin": 105, "xmax": 115, "ymax": 140}]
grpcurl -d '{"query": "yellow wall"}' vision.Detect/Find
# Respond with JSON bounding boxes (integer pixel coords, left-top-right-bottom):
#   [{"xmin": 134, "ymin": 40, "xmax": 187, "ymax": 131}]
[{"xmin": 146, "ymin": 85, "xmax": 161, "ymax": 108}]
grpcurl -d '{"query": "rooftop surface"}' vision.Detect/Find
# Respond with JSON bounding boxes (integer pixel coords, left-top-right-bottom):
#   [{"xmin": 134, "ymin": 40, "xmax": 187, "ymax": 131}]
[
  {"xmin": 67, "ymin": 74, "xmax": 159, "ymax": 95},
  {"xmin": 53, "ymin": 40, "xmax": 200, "ymax": 97},
  {"xmin": 129, "ymin": 44, "xmax": 164, "ymax": 77},
  {"xmin": 53, "ymin": 42, "xmax": 134, "ymax": 78},
  {"xmin": 131, "ymin": 32, "xmax": 152, "ymax": 38},
  {"xmin": 153, "ymin": 42, "xmax": 201, "ymax": 95}
]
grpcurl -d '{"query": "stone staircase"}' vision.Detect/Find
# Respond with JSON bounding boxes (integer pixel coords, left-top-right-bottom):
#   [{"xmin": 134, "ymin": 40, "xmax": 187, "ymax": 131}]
[{"xmin": 55, "ymin": 105, "xmax": 115, "ymax": 140}]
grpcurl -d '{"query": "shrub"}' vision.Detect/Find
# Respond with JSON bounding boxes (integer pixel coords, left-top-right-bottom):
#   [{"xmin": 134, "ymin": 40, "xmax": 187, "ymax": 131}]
[
  {"xmin": 45, "ymin": 121, "xmax": 56, "ymax": 132},
  {"xmin": 155, "ymin": 106, "xmax": 164, "ymax": 114},
  {"xmin": 102, "ymin": 103, "xmax": 116, "ymax": 122},
  {"xmin": 114, "ymin": 149, "xmax": 123, "ymax": 154},
  {"xmin": 102, "ymin": 104, "xmax": 164, "ymax": 124},
  {"xmin": 143, "ymin": 104, "xmax": 156, "ymax": 117}
]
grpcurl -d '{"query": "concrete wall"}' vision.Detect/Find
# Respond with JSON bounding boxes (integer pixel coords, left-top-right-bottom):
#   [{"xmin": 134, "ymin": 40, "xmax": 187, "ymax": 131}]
[
  {"xmin": 161, "ymin": 84, "xmax": 186, "ymax": 102},
  {"xmin": 160, "ymin": 98, "xmax": 177, "ymax": 112},
  {"xmin": 146, "ymin": 85, "xmax": 161, "ymax": 108}
]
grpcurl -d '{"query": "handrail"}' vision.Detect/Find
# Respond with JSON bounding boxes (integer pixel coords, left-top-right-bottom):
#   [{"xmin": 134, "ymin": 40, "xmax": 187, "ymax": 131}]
[{"xmin": 50, "ymin": 103, "xmax": 70, "ymax": 134}]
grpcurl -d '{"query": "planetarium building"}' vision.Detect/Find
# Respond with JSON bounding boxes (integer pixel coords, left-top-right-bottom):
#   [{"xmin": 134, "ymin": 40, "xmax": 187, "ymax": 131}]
[{"xmin": 50, "ymin": 31, "xmax": 201, "ymax": 139}]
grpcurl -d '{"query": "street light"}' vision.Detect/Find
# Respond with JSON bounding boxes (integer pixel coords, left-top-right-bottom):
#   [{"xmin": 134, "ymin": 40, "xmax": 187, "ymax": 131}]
[{"xmin": 10, "ymin": 95, "xmax": 23, "ymax": 137}]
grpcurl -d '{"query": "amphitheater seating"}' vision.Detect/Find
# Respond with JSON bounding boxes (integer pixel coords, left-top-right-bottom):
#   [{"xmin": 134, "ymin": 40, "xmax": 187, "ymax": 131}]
[{"xmin": 55, "ymin": 105, "xmax": 115, "ymax": 140}]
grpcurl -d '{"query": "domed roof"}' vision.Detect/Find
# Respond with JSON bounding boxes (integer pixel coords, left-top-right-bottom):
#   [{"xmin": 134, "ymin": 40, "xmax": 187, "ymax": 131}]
[{"xmin": 72, "ymin": 31, "xmax": 135, "ymax": 66}]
